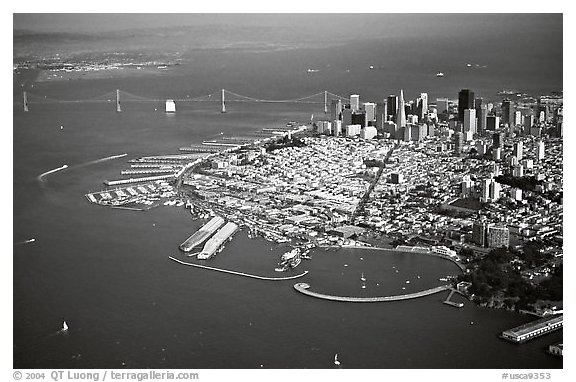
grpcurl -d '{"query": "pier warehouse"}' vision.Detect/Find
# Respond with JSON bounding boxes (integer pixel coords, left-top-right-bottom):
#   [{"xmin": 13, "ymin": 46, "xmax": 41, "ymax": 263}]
[
  {"xmin": 197, "ymin": 222, "xmax": 239, "ymax": 260},
  {"xmin": 179, "ymin": 216, "xmax": 225, "ymax": 252},
  {"xmin": 501, "ymin": 315, "xmax": 563, "ymax": 343}
]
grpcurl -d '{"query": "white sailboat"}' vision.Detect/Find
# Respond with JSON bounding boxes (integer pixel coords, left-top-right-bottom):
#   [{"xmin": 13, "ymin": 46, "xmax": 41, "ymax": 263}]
[
  {"xmin": 165, "ymin": 99, "xmax": 176, "ymax": 113},
  {"xmin": 360, "ymin": 272, "xmax": 366, "ymax": 282},
  {"xmin": 62, "ymin": 321, "xmax": 69, "ymax": 331},
  {"xmin": 334, "ymin": 353, "xmax": 340, "ymax": 366}
]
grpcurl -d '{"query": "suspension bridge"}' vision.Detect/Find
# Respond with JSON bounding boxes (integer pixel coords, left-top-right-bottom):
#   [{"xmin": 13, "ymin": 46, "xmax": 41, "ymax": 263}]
[{"xmin": 19, "ymin": 88, "xmax": 350, "ymax": 113}]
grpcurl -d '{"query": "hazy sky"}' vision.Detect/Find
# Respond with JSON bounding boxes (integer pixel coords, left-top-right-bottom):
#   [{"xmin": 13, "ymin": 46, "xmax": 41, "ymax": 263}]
[{"xmin": 13, "ymin": 13, "xmax": 562, "ymax": 41}]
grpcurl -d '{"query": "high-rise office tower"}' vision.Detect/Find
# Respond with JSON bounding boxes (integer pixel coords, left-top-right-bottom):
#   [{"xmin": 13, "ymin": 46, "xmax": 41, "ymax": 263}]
[
  {"xmin": 363, "ymin": 102, "xmax": 376, "ymax": 123},
  {"xmin": 375, "ymin": 102, "xmax": 387, "ymax": 131},
  {"xmin": 492, "ymin": 132, "xmax": 504, "ymax": 148},
  {"xmin": 458, "ymin": 89, "xmax": 475, "ymax": 122},
  {"xmin": 350, "ymin": 94, "xmax": 360, "ymax": 112},
  {"xmin": 387, "ymin": 95, "xmax": 398, "ymax": 122},
  {"xmin": 453, "ymin": 132, "xmax": 464, "ymax": 153},
  {"xmin": 396, "ymin": 89, "xmax": 406, "ymax": 128},
  {"xmin": 436, "ymin": 98, "xmax": 449, "ymax": 114},
  {"xmin": 486, "ymin": 116, "xmax": 500, "ymax": 130},
  {"xmin": 477, "ymin": 105, "xmax": 488, "ymax": 134},
  {"xmin": 417, "ymin": 93, "xmax": 428, "ymax": 119},
  {"xmin": 523, "ymin": 114, "xmax": 533, "ymax": 135},
  {"xmin": 501, "ymin": 99, "xmax": 514, "ymax": 126},
  {"xmin": 536, "ymin": 140, "xmax": 545, "ymax": 161},
  {"xmin": 342, "ymin": 109, "xmax": 352, "ymax": 127},
  {"xmin": 514, "ymin": 111, "xmax": 522, "ymax": 126},
  {"xmin": 513, "ymin": 141, "xmax": 523, "ymax": 161},
  {"xmin": 464, "ymin": 109, "xmax": 477, "ymax": 134},
  {"xmin": 330, "ymin": 99, "xmax": 342, "ymax": 122}
]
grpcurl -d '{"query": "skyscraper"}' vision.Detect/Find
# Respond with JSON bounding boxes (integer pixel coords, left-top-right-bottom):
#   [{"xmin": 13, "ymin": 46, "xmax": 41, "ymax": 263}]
[
  {"xmin": 486, "ymin": 116, "xmax": 500, "ymax": 130},
  {"xmin": 350, "ymin": 94, "xmax": 360, "ymax": 112},
  {"xmin": 458, "ymin": 89, "xmax": 475, "ymax": 122},
  {"xmin": 501, "ymin": 99, "xmax": 514, "ymax": 126},
  {"xmin": 453, "ymin": 132, "xmax": 464, "ymax": 154},
  {"xmin": 492, "ymin": 132, "xmax": 504, "ymax": 148},
  {"xmin": 418, "ymin": 93, "xmax": 428, "ymax": 119},
  {"xmin": 396, "ymin": 89, "xmax": 406, "ymax": 128},
  {"xmin": 375, "ymin": 102, "xmax": 387, "ymax": 131},
  {"xmin": 464, "ymin": 109, "xmax": 477, "ymax": 134},
  {"xmin": 536, "ymin": 140, "xmax": 545, "ymax": 161},
  {"xmin": 363, "ymin": 102, "xmax": 376, "ymax": 123},
  {"xmin": 477, "ymin": 105, "xmax": 488, "ymax": 134},
  {"xmin": 513, "ymin": 141, "xmax": 523, "ymax": 161},
  {"xmin": 330, "ymin": 99, "xmax": 342, "ymax": 122},
  {"xmin": 387, "ymin": 95, "xmax": 398, "ymax": 122}
]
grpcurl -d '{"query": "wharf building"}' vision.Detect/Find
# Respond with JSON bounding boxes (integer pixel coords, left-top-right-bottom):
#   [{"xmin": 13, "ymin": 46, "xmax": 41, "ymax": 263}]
[
  {"xmin": 458, "ymin": 89, "xmax": 475, "ymax": 122},
  {"xmin": 501, "ymin": 315, "xmax": 563, "ymax": 343}
]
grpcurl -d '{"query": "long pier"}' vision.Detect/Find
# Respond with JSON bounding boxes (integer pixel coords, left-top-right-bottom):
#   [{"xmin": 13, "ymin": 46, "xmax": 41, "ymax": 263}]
[
  {"xmin": 168, "ymin": 256, "xmax": 308, "ymax": 281},
  {"xmin": 443, "ymin": 289, "xmax": 464, "ymax": 308},
  {"xmin": 293, "ymin": 282, "xmax": 451, "ymax": 303}
]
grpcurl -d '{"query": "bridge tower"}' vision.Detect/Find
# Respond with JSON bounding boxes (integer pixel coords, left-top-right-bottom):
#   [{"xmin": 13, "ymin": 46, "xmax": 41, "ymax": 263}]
[
  {"xmin": 116, "ymin": 89, "xmax": 121, "ymax": 112},
  {"xmin": 221, "ymin": 89, "xmax": 226, "ymax": 113},
  {"xmin": 23, "ymin": 91, "xmax": 29, "ymax": 112},
  {"xmin": 324, "ymin": 90, "xmax": 328, "ymax": 114}
]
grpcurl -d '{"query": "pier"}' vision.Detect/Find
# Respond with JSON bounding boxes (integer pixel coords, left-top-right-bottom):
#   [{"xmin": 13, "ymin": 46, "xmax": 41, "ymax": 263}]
[
  {"xmin": 501, "ymin": 315, "xmax": 563, "ymax": 343},
  {"xmin": 104, "ymin": 174, "xmax": 175, "ymax": 186},
  {"xmin": 293, "ymin": 283, "xmax": 451, "ymax": 303},
  {"xmin": 443, "ymin": 289, "xmax": 464, "ymax": 308},
  {"xmin": 168, "ymin": 256, "xmax": 309, "ymax": 281}
]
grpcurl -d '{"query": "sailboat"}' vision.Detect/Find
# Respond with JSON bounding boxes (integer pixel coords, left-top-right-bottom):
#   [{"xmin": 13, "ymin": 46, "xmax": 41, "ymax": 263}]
[
  {"xmin": 360, "ymin": 272, "xmax": 366, "ymax": 282},
  {"xmin": 62, "ymin": 321, "xmax": 69, "ymax": 331},
  {"xmin": 334, "ymin": 353, "xmax": 340, "ymax": 366}
]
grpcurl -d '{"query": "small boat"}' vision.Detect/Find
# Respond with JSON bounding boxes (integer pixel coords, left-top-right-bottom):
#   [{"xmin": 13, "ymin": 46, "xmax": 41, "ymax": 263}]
[
  {"xmin": 405, "ymin": 280, "xmax": 410, "ymax": 284},
  {"xmin": 436, "ymin": 72, "xmax": 445, "ymax": 77},
  {"xmin": 360, "ymin": 272, "xmax": 366, "ymax": 282},
  {"xmin": 361, "ymin": 284, "xmax": 366, "ymax": 289},
  {"xmin": 62, "ymin": 321, "xmax": 69, "ymax": 331},
  {"xmin": 334, "ymin": 354, "xmax": 340, "ymax": 366}
]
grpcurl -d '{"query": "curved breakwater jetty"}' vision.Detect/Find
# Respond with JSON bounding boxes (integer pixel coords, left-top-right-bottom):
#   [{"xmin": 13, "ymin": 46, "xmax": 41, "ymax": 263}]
[
  {"xmin": 293, "ymin": 282, "xmax": 451, "ymax": 303},
  {"xmin": 168, "ymin": 256, "xmax": 308, "ymax": 281}
]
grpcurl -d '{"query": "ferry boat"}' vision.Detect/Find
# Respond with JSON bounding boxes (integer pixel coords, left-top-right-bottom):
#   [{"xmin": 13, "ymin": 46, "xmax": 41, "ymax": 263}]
[{"xmin": 275, "ymin": 248, "xmax": 301, "ymax": 271}]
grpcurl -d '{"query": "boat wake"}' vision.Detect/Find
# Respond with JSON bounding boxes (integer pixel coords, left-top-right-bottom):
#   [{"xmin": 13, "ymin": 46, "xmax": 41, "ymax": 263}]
[
  {"xmin": 37, "ymin": 154, "xmax": 127, "ymax": 183},
  {"xmin": 67, "ymin": 153, "xmax": 128, "ymax": 170},
  {"xmin": 14, "ymin": 238, "xmax": 36, "ymax": 245},
  {"xmin": 37, "ymin": 165, "xmax": 68, "ymax": 182}
]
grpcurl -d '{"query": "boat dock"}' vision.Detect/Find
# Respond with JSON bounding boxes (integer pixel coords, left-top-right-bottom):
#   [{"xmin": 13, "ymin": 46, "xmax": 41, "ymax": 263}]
[
  {"xmin": 501, "ymin": 315, "xmax": 563, "ymax": 343},
  {"xmin": 443, "ymin": 289, "xmax": 464, "ymax": 308},
  {"xmin": 168, "ymin": 256, "xmax": 308, "ymax": 281},
  {"xmin": 293, "ymin": 283, "xmax": 451, "ymax": 303},
  {"xmin": 104, "ymin": 174, "xmax": 175, "ymax": 186},
  {"xmin": 180, "ymin": 216, "xmax": 225, "ymax": 252},
  {"xmin": 121, "ymin": 168, "xmax": 177, "ymax": 176}
]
